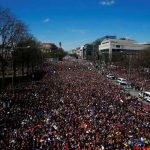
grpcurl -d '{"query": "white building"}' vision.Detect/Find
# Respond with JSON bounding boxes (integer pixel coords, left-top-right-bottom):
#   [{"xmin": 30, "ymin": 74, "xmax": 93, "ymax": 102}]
[
  {"xmin": 99, "ymin": 38, "xmax": 150, "ymax": 61},
  {"xmin": 70, "ymin": 46, "xmax": 84, "ymax": 59}
]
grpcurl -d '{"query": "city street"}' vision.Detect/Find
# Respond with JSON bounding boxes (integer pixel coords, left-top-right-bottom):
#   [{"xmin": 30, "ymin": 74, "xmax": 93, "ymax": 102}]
[{"xmin": 105, "ymin": 77, "xmax": 150, "ymax": 105}]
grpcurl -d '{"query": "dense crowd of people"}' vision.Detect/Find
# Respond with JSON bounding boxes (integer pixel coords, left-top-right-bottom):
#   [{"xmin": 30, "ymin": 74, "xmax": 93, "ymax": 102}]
[
  {"xmin": 106, "ymin": 65, "xmax": 150, "ymax": 91},
  {"xmin": 0, "ymin": 60, "xmax": 150, "ymax": 150}
]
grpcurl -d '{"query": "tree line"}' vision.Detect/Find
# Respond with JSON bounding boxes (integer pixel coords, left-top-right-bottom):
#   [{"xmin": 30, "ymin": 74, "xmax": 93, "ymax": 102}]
[{"xmin": 0, "ymin": 8, "xmax": 44, "ymax": 90}]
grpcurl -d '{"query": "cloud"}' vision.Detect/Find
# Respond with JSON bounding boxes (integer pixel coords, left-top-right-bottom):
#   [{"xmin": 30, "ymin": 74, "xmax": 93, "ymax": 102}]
[
  {"xmin": 99, "ymin": 0, "xmax": 115, "ymax": 6},
  {"xmin": 70, "ymin": 29, "xmax": 87, "ymax": 34},
  {"xmin": 43, "ymin": 18, "xmax": 50, "ymax": 23}
]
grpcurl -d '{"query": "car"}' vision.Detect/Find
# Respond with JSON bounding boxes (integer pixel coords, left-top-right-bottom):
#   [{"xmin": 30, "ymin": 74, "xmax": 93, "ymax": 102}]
[
  {"xmin": 106, "ymin": 74, "xmax": 116, "ymax": 80},
  {"xmin": 117, "ymin": 78, "xmax": 127, "ymax": 85},
  {"xmin": 139, "ymin": 91, "xmax": 150, "ymax": 102}
]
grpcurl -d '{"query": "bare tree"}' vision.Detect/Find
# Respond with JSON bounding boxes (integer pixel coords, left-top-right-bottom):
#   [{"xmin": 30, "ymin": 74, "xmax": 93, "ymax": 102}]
[
  {"xmin": 0, "ymin": 8, "xmax": 28, "ymax": 90},
  {"xmin": 140, "ymin": 47, "xmax": 150, "ymax": 68},
  {"xmin": 0, "ymin": 8, "xmax": 15, "ymax": 89},
  {"xmin": 15, "ymin": 34, "xmax": 44, "ymax": 76}
]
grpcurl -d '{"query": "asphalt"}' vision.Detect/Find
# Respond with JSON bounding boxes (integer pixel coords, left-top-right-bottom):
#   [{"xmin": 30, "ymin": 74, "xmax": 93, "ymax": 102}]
[{"xmin": 110, "ymin": 79, "xmax": 150, "ymax": 105}]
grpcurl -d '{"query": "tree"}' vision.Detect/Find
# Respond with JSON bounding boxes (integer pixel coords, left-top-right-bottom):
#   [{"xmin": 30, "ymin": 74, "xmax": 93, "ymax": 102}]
[
  {"xmin": 0, "ymin": 8, "xmax": 16, "ymax": 89},
  {"xmin": 84, "ymin": 44, "xmax": 93, "ymax": 60},
  {"xmin": 42, "ymin": 43, "xmax": 66, "ymax": 61},
  {"xmin": 0, "ymin": 8, "xmax": 37, "ymax": 90},
  {"xmin": 139, "ymin": 47, "xmax": 150, "ymax": 68},
  {"xmin": 56, "ymin": 48, "xmax": 67, "ymax": 60},
  {"xmin": 111, "ymin": 52, "xmax": 128, "ymax": 67},
  {"xmin": 69, "ymin": 53, "xmax": 78, "ymax": 59},
  {"xmin": 15, "ymin": 35, "xmax": 43, "ymax": 76}
]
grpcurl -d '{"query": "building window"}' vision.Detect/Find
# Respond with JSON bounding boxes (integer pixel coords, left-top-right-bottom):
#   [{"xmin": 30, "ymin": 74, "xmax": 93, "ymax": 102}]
[{"xmin": 116, "ymin": 45, "xmax": 120, "ymax": 48}]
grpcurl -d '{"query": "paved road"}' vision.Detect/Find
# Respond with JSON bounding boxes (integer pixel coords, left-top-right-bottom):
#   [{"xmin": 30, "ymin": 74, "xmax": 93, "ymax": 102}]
[
  {"xmin": 92, "ymin": 67, "xmax": 150, "ymax": 105},
  {"xmin": 113, "ymin": 80, "xmax": 150, "ymax": 105},
  {"xmin": 126, "ymin": 87, "xmax": 150, "ymax": 105}
]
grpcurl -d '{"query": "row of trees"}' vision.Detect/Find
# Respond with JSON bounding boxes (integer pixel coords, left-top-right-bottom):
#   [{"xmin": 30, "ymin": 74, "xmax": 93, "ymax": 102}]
[
  {"xmin": 0, "ymin": 8, "xmax": 43, "ymax": 90},
  {"xmin": 43, "ymin": 46, "xmax": 67, "ymax": 61},
  {"xmin": 111, "ymin": 48, "xmax": 150, "ymax": 69}
]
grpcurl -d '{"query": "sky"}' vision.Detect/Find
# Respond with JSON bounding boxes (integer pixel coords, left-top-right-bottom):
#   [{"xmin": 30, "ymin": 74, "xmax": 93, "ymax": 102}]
[{"xmin": 0, "ymin": 0, "xmax": 150, "ymax": 51}]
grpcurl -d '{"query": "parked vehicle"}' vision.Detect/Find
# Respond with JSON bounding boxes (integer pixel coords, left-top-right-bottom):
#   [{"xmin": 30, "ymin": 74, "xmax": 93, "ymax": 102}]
[
  {"xmin": 106, "ymin": 74, "xmax": 116, "ymax": 80},
  {"xmin": 117, "ymin": 78, "xmax": 127, "ymax": 85},
  {"xmin": 139, "ymin": 91, "xmax": 150, "ymax": 102}
]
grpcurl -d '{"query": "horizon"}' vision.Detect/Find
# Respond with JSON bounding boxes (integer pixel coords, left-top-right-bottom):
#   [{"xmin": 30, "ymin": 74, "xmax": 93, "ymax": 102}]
[{"xmin": 0, "ymin": 0, "xmax": 150, "ymax": 51}]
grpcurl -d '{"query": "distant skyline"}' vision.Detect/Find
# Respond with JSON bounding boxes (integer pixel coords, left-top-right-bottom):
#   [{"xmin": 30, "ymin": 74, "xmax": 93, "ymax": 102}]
[{"xmin": 0, "ymin": 0, "xmax": 150, "ymax": 51}]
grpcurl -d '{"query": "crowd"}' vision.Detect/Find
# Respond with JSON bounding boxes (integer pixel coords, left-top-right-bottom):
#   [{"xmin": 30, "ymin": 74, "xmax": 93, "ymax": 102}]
[
  {"xmin": 0, "ymin": 60, "xmax": 150, "ymax": 150},
  {"xmin": 106, "ymin": 65, "xmax": 150, "ymax": 91}
]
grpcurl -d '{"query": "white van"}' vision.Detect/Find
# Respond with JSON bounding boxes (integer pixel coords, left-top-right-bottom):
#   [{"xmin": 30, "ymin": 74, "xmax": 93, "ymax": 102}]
[
  {"xmin": 106, "ymin": 74, "xmax": 116, "ymax": 80},
  {"xmin": 139, "ymin": 91, "xmax": 150, "ymax": 102},
  {"xmin": 117, "ymin": 78, "xmax": 127, "ymax": 85}
]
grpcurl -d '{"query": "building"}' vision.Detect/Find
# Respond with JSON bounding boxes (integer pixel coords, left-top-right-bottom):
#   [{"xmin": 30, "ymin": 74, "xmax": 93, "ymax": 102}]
[
  {"xmin": 41, "ymin": 43, "xmax": 57, "ymax": 53},
  {"xmin": 99, "ymin": 38, "xmax": 150, "ymax": 62},
  {"xmin": 70, "ymin": 46, "xmax": 84, "ymax": 59},
  {"xmin": 98, "ymin": 35, "xmax": 117, "ymax": 41},
  {"xmin": 82, "ymin": 36, "xmax": 116, "ymax": 60}
]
